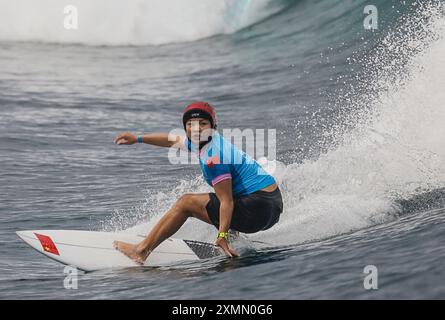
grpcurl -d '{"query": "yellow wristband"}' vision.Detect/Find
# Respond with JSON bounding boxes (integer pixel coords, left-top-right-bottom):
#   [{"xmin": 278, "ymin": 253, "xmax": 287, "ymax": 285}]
[{"xmin": 217, "ymin": 231, "xmax": 228, "ymax": 240}]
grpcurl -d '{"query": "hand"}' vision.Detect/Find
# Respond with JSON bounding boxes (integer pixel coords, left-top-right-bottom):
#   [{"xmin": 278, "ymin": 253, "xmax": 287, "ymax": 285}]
[
  {"xmin": 114, "ymin": 132, "xmax": 137, "ymax": 145},
  {"xmin": 215, "ymin": 237, "xmax": 239, "ymax": 258}
]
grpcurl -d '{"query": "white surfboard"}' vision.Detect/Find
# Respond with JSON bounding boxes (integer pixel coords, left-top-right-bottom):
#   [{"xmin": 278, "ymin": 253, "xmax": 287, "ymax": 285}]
[{"xmin": 16, "ymin": 230, "xmax": 220, "ymax": 272}]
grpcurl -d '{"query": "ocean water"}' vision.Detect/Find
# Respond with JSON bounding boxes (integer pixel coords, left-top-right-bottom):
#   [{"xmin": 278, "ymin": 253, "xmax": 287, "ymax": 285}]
[{"xmin": 1, "ymin": 0, "xmax": 444, "ymax": 299}]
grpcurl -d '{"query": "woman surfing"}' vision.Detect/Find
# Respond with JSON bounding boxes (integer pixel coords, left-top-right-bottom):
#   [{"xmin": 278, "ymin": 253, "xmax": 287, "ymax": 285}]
[{"xmin": 113, "ymin": 102, "xmax": 283, "ymax": 263}]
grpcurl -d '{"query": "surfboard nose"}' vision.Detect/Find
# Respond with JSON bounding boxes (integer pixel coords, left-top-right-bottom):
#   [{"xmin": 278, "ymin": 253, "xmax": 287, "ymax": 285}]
[
  {"xmin": 16, "ymin": 231, "xmax": 41, "ymax": 247},
  {"xmin": 16, "ymin": 230, "xmax": 47, "ymax": 245},
  {"xmin": 16, "ymin": 231, "xmax": 38, "ymax": 249},
  {"xmin": 16, "ymin": 230, "xmax": 33, "ymax": 240}
]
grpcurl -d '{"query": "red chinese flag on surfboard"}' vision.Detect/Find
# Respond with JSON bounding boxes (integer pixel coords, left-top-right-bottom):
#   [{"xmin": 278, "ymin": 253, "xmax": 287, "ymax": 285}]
[{"xmin": 34, "ymin": 233, "xmax": 60, "ymax": 256}]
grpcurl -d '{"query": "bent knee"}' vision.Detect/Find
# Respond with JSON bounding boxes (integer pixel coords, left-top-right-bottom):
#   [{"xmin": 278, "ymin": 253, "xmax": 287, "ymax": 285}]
[
  {"xmin": 177, "ymin": 193, "xmax": 194, "ymax": 205},
  {"xmin": 176, "ymin": 193, "xmax": 209, "ymax": 215},
  {"xmin": 176, "ymin": 194, "xmax": 196, "ymax": 212}
]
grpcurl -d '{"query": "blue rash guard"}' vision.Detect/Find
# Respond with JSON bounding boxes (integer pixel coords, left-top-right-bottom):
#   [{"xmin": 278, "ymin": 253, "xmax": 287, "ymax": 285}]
[{"xmin": 182, "ymin": 131, "xmax": 276, "ymax": 197}]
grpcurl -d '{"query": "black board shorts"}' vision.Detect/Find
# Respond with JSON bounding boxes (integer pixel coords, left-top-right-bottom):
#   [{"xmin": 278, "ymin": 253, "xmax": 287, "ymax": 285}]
[{"xmin": 205, "ymin": 187, "xmax": 283, "ymax": 233}]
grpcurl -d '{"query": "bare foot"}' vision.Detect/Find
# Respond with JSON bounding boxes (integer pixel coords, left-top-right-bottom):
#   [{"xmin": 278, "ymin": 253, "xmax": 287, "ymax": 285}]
[{"xmin": 113, "ymin": 241, "xmax": 149, "ymax": 265}]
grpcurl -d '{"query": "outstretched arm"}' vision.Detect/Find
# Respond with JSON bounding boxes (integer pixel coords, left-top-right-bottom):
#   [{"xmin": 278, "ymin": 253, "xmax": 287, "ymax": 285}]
[{"xmin": 114, "ymin": 131, "xmax": 183, "ymax": 148}]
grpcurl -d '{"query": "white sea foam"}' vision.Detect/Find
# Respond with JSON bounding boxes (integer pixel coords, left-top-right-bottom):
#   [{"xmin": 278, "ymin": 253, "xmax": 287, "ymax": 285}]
[{"xmin": 0, "ymin": 0, "xmax": 282, "ymax": 45}]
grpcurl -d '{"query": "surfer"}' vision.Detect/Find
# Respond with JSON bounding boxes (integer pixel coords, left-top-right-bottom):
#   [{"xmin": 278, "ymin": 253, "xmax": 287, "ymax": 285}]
[{"xmin": 113, "ymin": 102, "xmax": 283, "ymax": 263}]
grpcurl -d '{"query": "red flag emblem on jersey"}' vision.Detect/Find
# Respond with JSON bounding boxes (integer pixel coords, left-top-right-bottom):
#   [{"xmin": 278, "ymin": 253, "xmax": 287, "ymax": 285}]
[
  {"xmin": 206, "ymin": 156, "xmax": 220, "ymax": 168},
  {"xmin": 34, "ymin": 233, "xmax": 60, "ymax": 256}
]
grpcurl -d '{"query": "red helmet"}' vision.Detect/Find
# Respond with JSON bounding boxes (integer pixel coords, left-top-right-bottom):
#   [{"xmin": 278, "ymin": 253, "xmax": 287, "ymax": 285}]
[{"xmin": 182, "ymin": 102, "xmax": 217, "ymax": 129}]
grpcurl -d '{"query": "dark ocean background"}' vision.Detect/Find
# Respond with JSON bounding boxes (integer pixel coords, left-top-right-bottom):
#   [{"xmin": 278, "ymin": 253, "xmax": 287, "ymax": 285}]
[{"xmin": 0, "ymin": 0, "xmax": 444, "ymax": 299}]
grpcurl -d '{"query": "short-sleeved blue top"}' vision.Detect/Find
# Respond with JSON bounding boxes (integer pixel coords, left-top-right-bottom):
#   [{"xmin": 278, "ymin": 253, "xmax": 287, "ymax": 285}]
[{"xmin": 183, "ymin": 131, "xmax": 275, "ymax": 197}]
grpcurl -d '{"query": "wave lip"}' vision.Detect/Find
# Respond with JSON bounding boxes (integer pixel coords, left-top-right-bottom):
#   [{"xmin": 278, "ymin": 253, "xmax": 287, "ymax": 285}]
[{"xmin": 0, "ymin": 0, "xmax": 287, "ymax": 46}]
